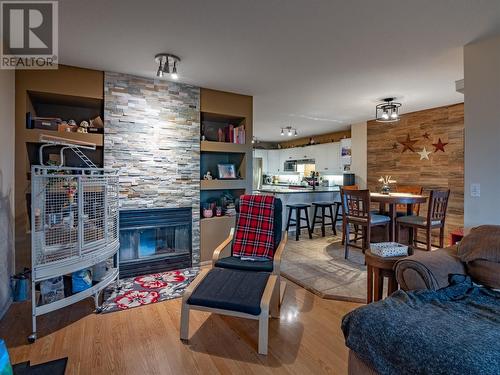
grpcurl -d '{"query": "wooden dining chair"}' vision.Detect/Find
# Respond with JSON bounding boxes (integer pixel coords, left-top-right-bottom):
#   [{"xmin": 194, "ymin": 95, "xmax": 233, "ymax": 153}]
[
  {"xmin": 339, "ymin": 185, "xmax": 360, "ymax": 245},
  {"xmin": 395, "ymin": 185, "xmax": 423, "ymax": 215},
  {"xmin": 396, "ymin": 189, "xmax": 450, "ymax": 251},
  {"xmin": 341, "ymin": 189, "xmax": 390, "ymax": 260}
]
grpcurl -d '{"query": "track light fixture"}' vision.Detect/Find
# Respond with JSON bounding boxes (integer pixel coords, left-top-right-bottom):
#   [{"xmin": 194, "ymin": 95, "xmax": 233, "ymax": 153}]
[
  {"xmin": 155, "ymin": 53, "xmax": 181, "ymax": 80},
  {"xmin": 280, "ymin": 126, "xmax": 297, "ymax": 137},
  {"xmin": 376, "ymin": 98, "xmax": 402, "ymax": 123}
]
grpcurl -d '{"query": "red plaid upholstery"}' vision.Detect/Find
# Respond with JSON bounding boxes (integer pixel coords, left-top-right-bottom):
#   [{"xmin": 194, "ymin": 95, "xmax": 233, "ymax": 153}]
[{"xmin": 232, "ymin": 195, "xmax": 276, "ymax": 260}]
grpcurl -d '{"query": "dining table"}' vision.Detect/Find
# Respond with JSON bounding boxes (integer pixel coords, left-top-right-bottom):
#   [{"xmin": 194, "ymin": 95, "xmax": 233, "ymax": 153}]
[{"xmin": 370, "ymin": 192, "xmax": 428, "ymax": 242}]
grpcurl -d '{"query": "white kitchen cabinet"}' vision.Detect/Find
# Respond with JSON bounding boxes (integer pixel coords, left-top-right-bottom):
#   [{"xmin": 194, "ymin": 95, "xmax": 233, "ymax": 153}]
[
  {"xmin": 315, "ymin": 142, "xmax": 341, "ymax": 173},
  {"xmin": 267, "ymin": 149, "xmax": 281, "ymax": 174},
  {"xmin": 253, "ymin": 149, "xmax": 268, "ymax": 174}
]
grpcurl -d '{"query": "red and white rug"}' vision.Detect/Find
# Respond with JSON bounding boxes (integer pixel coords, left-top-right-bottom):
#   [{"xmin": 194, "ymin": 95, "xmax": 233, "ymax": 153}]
[{"xmin": 99, "ymin": 267, "xmax": 199, "ymax": 313}]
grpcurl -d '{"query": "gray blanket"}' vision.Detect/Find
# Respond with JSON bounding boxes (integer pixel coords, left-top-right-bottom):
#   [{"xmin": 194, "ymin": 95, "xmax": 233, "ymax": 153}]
[{"xmin": 342, "ymin": 275, "xmax": 500, "ymax": 375}]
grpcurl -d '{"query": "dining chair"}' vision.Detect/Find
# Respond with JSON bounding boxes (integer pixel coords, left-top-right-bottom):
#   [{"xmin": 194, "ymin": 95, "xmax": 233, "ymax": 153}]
[
  {"xmin": 341, "ymin": 188, "xmax": 390, "ymax": 260},
  {"xmin": 339, "ymin": 185, "xmax": 361, "ymax": 245},
  {"xmin": 395, "ymin": 185, "xmax": 423, "ymax": 216},
  {"xmin": 396, "ymin": 189, "xmax": 450, "ymax": 251}
]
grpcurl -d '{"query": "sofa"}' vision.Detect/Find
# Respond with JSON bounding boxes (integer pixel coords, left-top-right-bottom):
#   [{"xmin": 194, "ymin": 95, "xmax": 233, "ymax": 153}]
[{"xmin": 343, "ymin": 225, "xmax": 500, "ymax": 375}]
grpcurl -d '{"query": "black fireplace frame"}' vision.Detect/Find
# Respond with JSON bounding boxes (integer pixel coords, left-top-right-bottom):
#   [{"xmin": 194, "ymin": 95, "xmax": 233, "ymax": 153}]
[{"xmin": 119, "ymin": 207, "xmax": 192, "ymax": 278}]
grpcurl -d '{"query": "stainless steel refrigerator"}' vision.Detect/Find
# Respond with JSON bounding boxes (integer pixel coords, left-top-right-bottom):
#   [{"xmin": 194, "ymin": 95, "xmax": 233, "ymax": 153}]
[{"xmin": 253, "ymin": 157, "xmax": 263, "ymax": 191}]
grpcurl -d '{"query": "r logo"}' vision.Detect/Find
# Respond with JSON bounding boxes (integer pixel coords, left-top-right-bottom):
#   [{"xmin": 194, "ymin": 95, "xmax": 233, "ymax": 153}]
[{"xmin": 1, "ymin": 1, "xmax": 58, "ymax": 69}]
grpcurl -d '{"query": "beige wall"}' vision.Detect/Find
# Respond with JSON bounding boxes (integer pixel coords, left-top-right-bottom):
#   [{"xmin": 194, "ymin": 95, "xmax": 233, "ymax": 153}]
[
  {"xmin": 464, "ymin": 34, "xmax": 500, "ymax": 226},
  {"xmin": 0, "ymin": 70, "xmax": 15, "ymax": 318},
  {"xmin": 351, "ymin": 122, "xmax": 367, "ymax": 188}
]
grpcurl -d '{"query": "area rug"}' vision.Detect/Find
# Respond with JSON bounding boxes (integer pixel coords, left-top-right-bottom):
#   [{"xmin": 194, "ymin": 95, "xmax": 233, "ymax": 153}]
[
  {"xmin": 281, "ymin": 232, "xmax": 368, "ymax": 303},
  {"xmin": 99, "ymin": 267, "xmax": 199, "ymax": 313}
]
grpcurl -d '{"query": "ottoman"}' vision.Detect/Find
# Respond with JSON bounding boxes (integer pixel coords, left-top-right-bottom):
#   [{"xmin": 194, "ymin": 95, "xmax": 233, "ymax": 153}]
[{"xmin": 180, "ymin": 268, "xmax": 279, "ymax": 355}]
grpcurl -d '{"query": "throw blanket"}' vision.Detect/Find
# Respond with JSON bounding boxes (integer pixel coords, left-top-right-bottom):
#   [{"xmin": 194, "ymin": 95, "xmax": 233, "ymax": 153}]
[
  {"xmin": 342, "ymin": 275, "xmax": 500, "ymax": 375},
  {"xmin": 233, "ymin": 195, "xmax": 276, "ymax": 259}
]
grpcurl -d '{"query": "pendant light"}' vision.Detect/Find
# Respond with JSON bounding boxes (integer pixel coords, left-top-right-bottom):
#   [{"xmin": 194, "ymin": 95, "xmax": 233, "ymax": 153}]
[{"xmin": 376, "ymin": 98, "xmax": 402, "ymax": 122}]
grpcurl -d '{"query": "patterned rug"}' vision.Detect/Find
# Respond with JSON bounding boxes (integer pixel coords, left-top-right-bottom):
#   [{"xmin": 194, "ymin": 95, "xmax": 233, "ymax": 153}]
[{"xmin": 99, "ymin": 267, "xmax": 199, "ymax": 313}]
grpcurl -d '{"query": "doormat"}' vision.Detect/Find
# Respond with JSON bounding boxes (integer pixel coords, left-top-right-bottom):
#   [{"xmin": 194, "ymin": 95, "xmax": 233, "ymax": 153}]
[
  {"xmin": 99, "ymin": 267, "xmax": 199, "ymax": 314},
  {"xmin": 12, "ymin": 357, "xmax": 67, "ymax": 375}
]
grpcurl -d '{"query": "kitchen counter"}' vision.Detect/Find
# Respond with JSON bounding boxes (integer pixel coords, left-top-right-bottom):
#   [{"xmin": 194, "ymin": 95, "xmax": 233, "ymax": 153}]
[
  {"xmin": 255, "ymin": 185, "xmax": 341, "ymax": 232},
  {"xmin": 257, "ymin": 185, "xmax": 340, "ymax": 194}
]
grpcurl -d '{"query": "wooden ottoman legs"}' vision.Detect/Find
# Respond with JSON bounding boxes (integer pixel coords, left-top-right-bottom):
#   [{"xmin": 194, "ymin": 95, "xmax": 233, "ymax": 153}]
[{"xmin": 180, "ymin": 270, "xmax": 279, "ymax": 355}]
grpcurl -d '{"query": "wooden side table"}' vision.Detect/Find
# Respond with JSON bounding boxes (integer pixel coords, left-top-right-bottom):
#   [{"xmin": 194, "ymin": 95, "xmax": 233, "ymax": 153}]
[{"xmin": 365, "ymin": 249, "xmax": 412, "ymax": 303}]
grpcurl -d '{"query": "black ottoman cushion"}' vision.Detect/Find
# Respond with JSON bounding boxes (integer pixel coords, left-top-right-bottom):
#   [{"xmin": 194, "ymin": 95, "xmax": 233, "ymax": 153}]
[
  {"xmin": 187, "ymin": 268, "xmax": 270, "ymax": 316},
  {"xmin": 215, "ymin": 256, "xmax": 274, "ymax": 272}
]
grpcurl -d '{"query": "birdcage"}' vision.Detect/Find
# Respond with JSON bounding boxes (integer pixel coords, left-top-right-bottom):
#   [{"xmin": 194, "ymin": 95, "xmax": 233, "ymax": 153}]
[{"xmin": 29, "ymin": 165, "xmax": 120, "ymax": 342}]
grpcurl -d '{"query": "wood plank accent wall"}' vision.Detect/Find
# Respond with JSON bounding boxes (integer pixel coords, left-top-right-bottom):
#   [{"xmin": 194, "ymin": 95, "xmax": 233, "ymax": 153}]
[
  {"xmin": 279, "ymin": 129, "xmax": 350, "ymax": 148},
  {"xmin": 367, "ymin": 103, "xmax": 464, "ymax": 240}
]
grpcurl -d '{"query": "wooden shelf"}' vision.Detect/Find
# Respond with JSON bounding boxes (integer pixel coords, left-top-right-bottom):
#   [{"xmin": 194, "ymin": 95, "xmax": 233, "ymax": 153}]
[
  {"xmin": 201, "ymin": 141, "xmax": 249, "ymax": 153},
  {"xmin": 23, "ymin": 128, "xmax": 104, "ymax": 147},
  {"xmin": 200, "ymin": 215, "xmax": 236, "ymax": 223},
  {"xmin": 201, "ymin": 179, "xmax": 247, "ymax": 190}
]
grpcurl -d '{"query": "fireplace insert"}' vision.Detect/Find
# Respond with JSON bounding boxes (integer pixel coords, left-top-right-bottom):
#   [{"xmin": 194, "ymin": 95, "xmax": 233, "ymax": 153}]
[{"xmin": 119, "ymin": 207, "xmax": 192, "ymax": 278}]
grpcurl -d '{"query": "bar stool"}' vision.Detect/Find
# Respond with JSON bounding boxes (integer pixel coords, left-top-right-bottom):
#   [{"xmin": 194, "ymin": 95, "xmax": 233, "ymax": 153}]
[
  {"xmin": 311, "ymin": 201, "xmax": 340, "ymax": 236},
  {"xmin": 285, "ymin": 204, "xmax": 312, "ymax": 241}
]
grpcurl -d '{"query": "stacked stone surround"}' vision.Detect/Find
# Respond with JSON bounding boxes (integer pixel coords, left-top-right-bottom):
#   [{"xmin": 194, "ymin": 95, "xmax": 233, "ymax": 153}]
[{"xmin": 103, "ymin": 72, "xmax": 201, "ymax": 264}]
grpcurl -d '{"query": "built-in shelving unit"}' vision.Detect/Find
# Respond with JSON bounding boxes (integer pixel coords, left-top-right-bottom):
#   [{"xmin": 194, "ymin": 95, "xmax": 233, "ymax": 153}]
[
  {"xmin": 199, "ymin": 88, "xmax": 253, "ymax": 262},
  {"xmin": 15, "ymin": 65, "xmax": 105, "ymax": 268}
]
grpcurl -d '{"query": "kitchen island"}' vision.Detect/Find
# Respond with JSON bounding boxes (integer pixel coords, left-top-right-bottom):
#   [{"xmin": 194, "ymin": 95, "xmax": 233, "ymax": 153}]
[{"xmin": 256, "ymin": 185, "xmax": 341, "ymax": 232}]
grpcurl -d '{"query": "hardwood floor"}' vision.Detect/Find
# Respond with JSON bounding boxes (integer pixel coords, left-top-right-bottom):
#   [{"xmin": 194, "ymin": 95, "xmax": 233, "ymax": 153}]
[{"xmin": 0, "ymin": 281, "xmax": 360, "ymax": 375}]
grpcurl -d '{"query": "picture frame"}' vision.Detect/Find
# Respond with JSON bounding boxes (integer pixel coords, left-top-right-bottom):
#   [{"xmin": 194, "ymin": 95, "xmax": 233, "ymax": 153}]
[{"xmin": 217, "ymin": 163, "xmax": 237, "ymax": 179}]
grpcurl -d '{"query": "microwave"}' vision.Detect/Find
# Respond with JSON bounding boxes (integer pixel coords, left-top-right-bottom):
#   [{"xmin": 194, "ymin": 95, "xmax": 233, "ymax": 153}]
[{"xmin": 283, "ymin": 160, "xmax": 297, "ymax": 172}]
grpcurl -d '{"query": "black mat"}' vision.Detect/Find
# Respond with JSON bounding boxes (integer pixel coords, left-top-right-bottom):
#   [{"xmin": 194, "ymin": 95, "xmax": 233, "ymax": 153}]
[{"xmin": 12, "ymin": 357, "xmax": 67, "ymax": 375}]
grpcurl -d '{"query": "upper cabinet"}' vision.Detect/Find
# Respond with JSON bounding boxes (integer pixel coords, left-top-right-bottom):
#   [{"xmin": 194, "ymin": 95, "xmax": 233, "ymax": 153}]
[
  {"xmin": 267, "ymin": 149, "xmax": 282, "ymax": 174},
  {"xmin": 262, "ymin": 141, "xmax": 344, "ymax": 175},
  {"xmin": 315, "ymin": 142, "xmax": 341, "ymax": 173}
]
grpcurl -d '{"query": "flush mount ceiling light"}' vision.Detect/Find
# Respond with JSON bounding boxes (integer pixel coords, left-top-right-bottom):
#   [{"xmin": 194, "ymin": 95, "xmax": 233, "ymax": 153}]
[
  {"xmin": 280, "ymin": 126, "xmax": 298, "ymax": 137},
  {"xmin": 155, "ymin": 53, "xmax": 181, "ymax": 80},
  {"xmin": 376, "ymin": 98, "xmax": 402, "ymax": 122}
]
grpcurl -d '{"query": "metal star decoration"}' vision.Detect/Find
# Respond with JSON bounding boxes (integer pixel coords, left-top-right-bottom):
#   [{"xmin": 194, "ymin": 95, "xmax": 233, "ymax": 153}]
[
  {"xmin": 422, "ymin": 132, "xmax": 431, "ymax": 140},
  {"xmin": 417, "ymin": 147, "xmax": 431, "ymax": 160},
  {"xmin": 392, "ymin": 142, "xmax": 399, "ymax": 150},
  {"xmin": 432, "ymin": 138, "xmax": 448, "ymax": 152},
  {"xmin": 398, "ymin": 133, "xmax": 418, "ymax": 153}
]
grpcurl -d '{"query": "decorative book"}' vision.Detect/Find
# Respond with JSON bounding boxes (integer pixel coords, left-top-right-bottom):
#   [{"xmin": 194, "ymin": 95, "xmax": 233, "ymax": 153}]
[{"xmin": 370, "ymin": 242, "xmax": 408, "ymax": 257}]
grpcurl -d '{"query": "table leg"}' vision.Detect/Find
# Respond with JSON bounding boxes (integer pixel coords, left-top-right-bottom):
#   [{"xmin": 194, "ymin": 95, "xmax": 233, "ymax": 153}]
[
  {"xmin": 389, "ymin": 204, "xmax": 396, "ymax": 242},
  {"xmin": 373, "ymin": 268, "xmax": 383, "ymax": 301},
  {"xmin": 378, "ymin": 202, "xmax": 385, "ymax": 214},
  {"xmin": 367, "ymin": 264, "xmax": 373, "ymax": 303}
]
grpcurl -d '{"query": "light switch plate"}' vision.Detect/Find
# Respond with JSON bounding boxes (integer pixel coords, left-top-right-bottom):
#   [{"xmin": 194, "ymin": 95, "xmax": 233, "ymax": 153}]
[{"xmin": 471, "ymin": 183, "xmax": 480, "ymax": 197}]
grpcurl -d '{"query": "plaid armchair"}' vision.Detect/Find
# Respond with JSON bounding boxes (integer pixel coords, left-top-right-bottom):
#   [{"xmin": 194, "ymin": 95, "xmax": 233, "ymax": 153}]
[{"xmin": 212, "ymin": 195, "xmax": 288, "ymax": 297}]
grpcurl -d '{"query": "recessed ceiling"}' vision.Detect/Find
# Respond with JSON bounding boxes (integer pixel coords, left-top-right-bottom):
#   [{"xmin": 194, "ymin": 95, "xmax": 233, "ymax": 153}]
[{"xmin": 59, "ymin": 0, "xmax": 500, "ymax": 141}]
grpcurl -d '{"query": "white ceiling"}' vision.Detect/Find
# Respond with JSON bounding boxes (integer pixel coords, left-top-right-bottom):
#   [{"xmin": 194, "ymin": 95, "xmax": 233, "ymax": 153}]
[{"xmin": 59, "ymin": 0, "xmax": 500, "ymax": 141}]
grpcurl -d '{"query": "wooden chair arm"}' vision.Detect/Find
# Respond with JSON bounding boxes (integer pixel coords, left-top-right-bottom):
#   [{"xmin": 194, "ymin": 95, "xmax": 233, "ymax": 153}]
[
  {"xmin": 182, "ymin": 268, "xmax": 210, "ymax": 303},
  {"xmin": 260, "ymin": 274, "xmax": 278, "ymax": 312},
  {"xmin": 211, "ymin": 228, "xmax": 235, "ymax": 267},
  {"xmin": 272, "ymin": 231, "xmax": 287, "ymax": 275}
]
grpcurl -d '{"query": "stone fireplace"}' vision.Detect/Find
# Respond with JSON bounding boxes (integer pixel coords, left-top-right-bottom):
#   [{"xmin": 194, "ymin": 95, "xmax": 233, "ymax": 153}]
[
  {"xmin": 119, "ymin": 208, "xmax": 192, "ymax": 277},
  {"xmin": 104, "ymin": 72, "xmax": 200, "ymax": 273}
]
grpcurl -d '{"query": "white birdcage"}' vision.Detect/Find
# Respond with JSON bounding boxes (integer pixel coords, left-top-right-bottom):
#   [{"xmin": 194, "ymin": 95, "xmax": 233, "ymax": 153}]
[{"xmin": 29, "ymin": 161, "xmax": 120, "ymax": 342}]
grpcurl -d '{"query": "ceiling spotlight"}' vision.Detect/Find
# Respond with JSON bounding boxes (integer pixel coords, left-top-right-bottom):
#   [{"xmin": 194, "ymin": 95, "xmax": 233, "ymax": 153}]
[
  {"xmin": 280, "ymin": 126, "xmax": 297, "ymax": 137},
  {"xmin": 154, "ymin": 53, "xmax": 181, "ymax": 80},
  {"xmin": 376, "ymin": 98, "xmax": 402, "ymax": 123},
  {"xmin": 171, "ymin": 61, "xmax": 178, "ymax": 80},
  {"xmin": 156, "ymin": 62, "xmax": 163, "ymax": 78}
]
